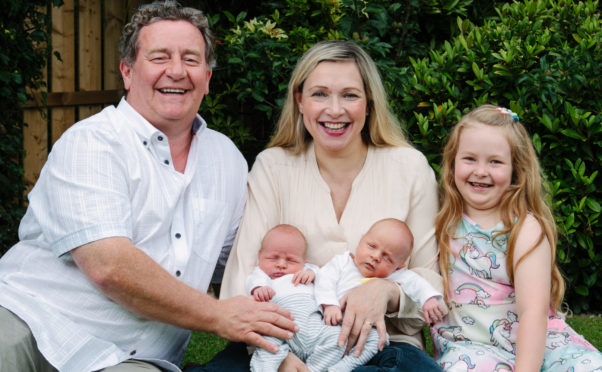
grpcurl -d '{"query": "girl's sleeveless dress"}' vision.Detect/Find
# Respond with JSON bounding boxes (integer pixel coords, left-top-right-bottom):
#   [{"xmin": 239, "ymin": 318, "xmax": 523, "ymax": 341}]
[{"xmin": 431, "ymin": 216, "xmax": 602, "ymax": 371}]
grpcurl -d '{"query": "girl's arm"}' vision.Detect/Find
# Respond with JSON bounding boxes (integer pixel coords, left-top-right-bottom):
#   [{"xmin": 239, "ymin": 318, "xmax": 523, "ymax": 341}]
[{"xmin": 513, "ymin": 214, "xmax": 551, "ymax": 372}]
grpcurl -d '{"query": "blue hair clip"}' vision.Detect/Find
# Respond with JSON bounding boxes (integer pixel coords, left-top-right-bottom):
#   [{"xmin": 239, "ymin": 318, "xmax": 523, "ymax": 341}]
[{"xmin": 496, "ymin": 107, "xmax": 519, "ymax": 121}]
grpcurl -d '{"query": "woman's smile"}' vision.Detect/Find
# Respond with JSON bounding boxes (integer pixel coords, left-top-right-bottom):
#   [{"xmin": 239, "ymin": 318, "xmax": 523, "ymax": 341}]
[{"xmin": 296, "ymin": 60, "xmax": 367, "ymax": 154}]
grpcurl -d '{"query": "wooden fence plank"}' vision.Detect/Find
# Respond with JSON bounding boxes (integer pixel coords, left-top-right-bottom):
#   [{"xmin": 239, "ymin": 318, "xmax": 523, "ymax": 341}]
[
  {"xmin": 23, "ymin": 109, "xmax": 48, "ymax": 191},
  {"xmin": 51, "ymin": 0, "xmax": 76, "ymax": 144},
  {"xmin": 105, "ymin": 0, "xmax": 125, "ymax": 91},
  {"xmin": 78, "ymin": 0, "xmax": 103, "ymax": 120}
]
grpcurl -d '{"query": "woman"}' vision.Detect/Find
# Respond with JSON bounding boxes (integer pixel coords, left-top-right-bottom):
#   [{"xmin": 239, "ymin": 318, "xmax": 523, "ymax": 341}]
[{"xmin": 219, "ymin": 40, "xmax": 442, "ymax": 371}]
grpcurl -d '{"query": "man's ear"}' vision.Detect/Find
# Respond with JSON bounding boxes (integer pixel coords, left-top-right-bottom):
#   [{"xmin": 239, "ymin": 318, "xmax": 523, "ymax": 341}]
[{"xmin": 120, "ymin": 60, "xmax": 132, "ymax": 91}]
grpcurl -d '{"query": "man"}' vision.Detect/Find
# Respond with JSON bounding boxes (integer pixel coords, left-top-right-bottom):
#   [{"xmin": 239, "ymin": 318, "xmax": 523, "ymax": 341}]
[{"xmin": 0, "ymin": 2, "xmax": 296, "ymax": 372}]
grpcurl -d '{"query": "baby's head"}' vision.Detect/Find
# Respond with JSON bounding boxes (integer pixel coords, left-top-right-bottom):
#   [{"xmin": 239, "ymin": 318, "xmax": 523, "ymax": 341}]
[
  {"xmin": 258, "ymin": 224, "xmax": 307, "ymax": 279},
  {"xmin": 353, "ymin": 218, "xmax": 413, "ymax": 278}
]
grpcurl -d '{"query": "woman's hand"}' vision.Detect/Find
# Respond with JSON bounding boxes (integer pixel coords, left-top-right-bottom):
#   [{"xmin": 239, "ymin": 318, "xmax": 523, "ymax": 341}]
[
  {"xmin": 278, "ymin": 352, "xmax": 310, "ymax": 372},
  {"xmin": 337, "ymin": 278, "xmax": 399, "ymax": 356}
]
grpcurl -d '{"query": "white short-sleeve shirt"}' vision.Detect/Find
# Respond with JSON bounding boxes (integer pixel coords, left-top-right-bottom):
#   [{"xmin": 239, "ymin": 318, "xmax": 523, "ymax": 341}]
[{"xmin": 0, "ymin": 98, "xmax": 247, "ymax": 372}]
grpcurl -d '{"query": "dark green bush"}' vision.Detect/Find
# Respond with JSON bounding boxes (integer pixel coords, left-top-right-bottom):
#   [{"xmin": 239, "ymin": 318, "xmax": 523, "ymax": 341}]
[
  {"xmin": 202, "ymin": 0, "xmax": 600, "ymax": 313},
  {"xmin": 0, "ymin": 1, "xmax": 59, "ymax": 256},
  {"xmin": 203, "ymin": 0, "xmax": 502, "ymax": 161},
  {"xmin": 393, "ymin": 0, "xmax": 601, "ymax": 313}
]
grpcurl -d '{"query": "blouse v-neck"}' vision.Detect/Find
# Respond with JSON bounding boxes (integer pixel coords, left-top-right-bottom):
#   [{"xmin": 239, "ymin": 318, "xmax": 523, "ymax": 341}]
[{"xmin": 307, "ymin": 142, "xmax": 373, "ymax": 225}]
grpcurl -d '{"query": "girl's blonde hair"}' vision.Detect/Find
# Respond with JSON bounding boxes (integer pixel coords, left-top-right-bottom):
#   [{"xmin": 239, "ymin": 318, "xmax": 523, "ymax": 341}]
[
  {"xmin": 436, "ymin": 104, "xmax": 564, "ymax": 312},
  {"xmin": 267, "ymin": 40, "xmax": 409, "ymax": 153}
]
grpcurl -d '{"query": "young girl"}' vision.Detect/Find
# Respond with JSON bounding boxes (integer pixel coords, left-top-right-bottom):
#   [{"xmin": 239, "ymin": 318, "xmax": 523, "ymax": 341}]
[{"xmin": 431, "ymin": 105, "xmax": 602, "ymax": 371}]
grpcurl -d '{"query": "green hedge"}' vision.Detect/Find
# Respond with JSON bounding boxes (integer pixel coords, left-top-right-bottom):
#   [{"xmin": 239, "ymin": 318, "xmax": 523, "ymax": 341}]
[
  {"xmin": 0, "ymin": 1, "xmax": 58, "ymax": 256},
  {"xmin": 394, "ymin": 0, "xmax": 602, "ymax": 314},
  {"xmin": 203, "ymin": 0, "xmax": 601, "ymax": 313}
]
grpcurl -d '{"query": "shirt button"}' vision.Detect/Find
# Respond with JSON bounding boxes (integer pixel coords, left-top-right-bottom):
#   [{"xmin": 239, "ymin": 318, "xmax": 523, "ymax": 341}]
[
  {"xmin": 143, "ymin": 140, "xmax": 147, "ymax": 146},
  {"xmin": 176, "ymin": 270, "xmax": 181, "ymax": 277},
  {"xmin": 130, "ymin": 350, "xmax": 136, "ymax": 356},
  {"xmin": 158, "ymin": 136, "xmax": 163, "ymax": 141},
  {"xmin": 175, "ymin": 233, "xmax": 181, "ymax": 239},
  {"xmin": 164, "ymin": 160, "xmax": 170, "ymax": 165}
]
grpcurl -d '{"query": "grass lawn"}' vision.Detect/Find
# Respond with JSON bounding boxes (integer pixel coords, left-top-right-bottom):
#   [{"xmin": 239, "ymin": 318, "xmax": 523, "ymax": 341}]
[{"xmin": 181, "ymin": 314, "xmax": 602, "ymax": 368}]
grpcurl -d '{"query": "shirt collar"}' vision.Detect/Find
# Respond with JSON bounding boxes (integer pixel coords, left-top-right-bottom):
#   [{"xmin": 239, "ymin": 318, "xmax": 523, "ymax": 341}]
[{"xmin": 116, "ymin": 98, "xmax": 207, "ymax": 144}]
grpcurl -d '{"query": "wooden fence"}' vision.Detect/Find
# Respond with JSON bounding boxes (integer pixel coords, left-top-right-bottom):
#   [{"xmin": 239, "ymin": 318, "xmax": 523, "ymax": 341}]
[{"xmin": 22, "ymin": 0, "xmax": 146, "ymax": 190}]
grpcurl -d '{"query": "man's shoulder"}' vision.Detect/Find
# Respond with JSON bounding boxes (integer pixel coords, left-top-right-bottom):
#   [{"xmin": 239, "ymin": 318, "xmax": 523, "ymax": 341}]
[
  {"xmin": 201, "ymin": 126, "xmax": 234, "ymax": 144},
  {"xmin": 198, "ymin": 127, "xmax": 246, "ymax": 165},
  {"xmin": 54, "ymin": 105, "xmax": 123, "ymax": 145}
]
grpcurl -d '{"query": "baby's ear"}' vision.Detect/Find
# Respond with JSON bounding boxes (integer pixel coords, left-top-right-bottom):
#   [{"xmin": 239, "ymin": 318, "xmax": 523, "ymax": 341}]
[{"xmin": 397, "ymin": 263, "xmax": 406, "ymax": 270}]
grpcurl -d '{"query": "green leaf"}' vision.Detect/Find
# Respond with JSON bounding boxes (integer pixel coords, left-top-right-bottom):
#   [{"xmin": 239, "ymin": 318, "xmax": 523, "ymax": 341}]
[
  {"xmin": 17, "ymin": 92, "xmax": 27, "ymax": 104},
  {"xmin": 575, "ymin": 285, "xmax": 589, "ymax": 296},
  {"xmin": 585, "ymin": 199, "xmax": 601, "ymax": 213},
  {"xmin": 560, "ymin": 128, "xmax": 585, "ymax": 141}
]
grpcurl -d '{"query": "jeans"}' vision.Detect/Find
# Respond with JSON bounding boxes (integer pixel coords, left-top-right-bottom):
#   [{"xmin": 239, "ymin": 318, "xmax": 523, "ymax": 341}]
[
  {"xmin": 184, "ymin": 341, "xmax": 441, "ymax": 372},
  {"xmin": 352, "ymin": 341, "xmax": 442, "ymax": 372}
]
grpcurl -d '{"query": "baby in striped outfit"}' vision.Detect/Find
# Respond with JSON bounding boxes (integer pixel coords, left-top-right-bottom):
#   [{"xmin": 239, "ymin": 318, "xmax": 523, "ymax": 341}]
[{"xmin": 247, "ymin": 223, "xmax": 378, "ymax": 371}]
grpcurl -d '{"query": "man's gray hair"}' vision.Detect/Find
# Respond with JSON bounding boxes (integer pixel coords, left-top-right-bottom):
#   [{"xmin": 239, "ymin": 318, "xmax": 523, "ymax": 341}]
[{"xmin": 119, "ymin": 1, "xmax": 215, "ymax": 68}]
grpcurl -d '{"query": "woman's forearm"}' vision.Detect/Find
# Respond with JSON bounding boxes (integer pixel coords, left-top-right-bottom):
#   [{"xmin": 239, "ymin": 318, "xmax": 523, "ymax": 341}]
[{"xmin": 385, "ymin": 280, "xmax": 401, "ymax": 313}]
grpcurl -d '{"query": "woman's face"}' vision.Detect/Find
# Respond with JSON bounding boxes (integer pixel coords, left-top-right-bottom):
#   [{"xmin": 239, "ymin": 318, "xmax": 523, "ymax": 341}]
[{"xmin": 296, "ymin": 61, "xmax": 368, "ymax": 155}]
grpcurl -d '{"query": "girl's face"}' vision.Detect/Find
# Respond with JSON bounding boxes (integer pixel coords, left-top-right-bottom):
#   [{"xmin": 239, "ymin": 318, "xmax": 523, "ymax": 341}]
[
  {"xmin": 295, "ymin": 61, "xmax": 368, "ymax": 156},
  {"xmin": 454, "ymin": 122, "xmax": 513, "ymax": 222}
]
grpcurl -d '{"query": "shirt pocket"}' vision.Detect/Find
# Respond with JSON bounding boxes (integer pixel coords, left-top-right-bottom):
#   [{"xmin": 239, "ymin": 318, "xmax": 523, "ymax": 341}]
[{"xmin": 190, "ymin": 198, "xmax": 228, "ymax": 264}]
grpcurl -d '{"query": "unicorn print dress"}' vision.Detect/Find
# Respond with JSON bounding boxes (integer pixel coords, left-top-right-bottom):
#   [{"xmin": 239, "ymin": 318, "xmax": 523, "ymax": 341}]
[{"xmin": 431, "ymin": 216, "xmax": 602, "ymax": 371}]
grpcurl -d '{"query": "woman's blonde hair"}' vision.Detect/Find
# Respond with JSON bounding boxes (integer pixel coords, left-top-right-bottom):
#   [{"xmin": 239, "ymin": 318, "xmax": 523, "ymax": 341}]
[
  {"xmin": 436, "ymin": 104, "xmax": 564, "ymax": 312},
  {"xmin": 267, "ymin": 40, "xmax": 409, "ymax": 153}
]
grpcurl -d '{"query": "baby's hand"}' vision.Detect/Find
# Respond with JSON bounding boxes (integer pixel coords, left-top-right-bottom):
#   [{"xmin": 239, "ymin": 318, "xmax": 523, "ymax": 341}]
[
  {"xmin": 423, "ymin": 297, "xmax": 445, "ymax": 325},
  {"xmin": 252, "ymin": 286, "xmax": 275, "ymax": 302},
  {"xmin": 292, "ymin": 269, "xmax": 316, "ymax": 285},
  {"xmin": 323, "ymin": 304, "xmax": 343, "ymax": 326}
]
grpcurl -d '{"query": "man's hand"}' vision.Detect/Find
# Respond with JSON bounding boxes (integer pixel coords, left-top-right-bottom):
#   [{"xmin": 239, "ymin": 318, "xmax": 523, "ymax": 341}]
[
  {"xmin": 323, "ymin": 304, "xmax": 343, "ymax": 326},
  {"xmin": 422, "ymin": 297, "xmax": 445, "ymax": 325},
  {"xmin": 292, "ymin": 269, "xmax": 316, "ymax": 285},
  {"xmin": 252, "ymin": 286, "xmax": 276, "ymax": 302},
  {"xmin": 212, "ymin": 295, "xmax": 299, "ymax": 354}
]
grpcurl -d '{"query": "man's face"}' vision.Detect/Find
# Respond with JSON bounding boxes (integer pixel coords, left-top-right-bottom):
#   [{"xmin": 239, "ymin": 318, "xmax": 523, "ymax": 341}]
[{"xmin": 120, "ymin": 20, "xmax": 212, "ymax": 132}]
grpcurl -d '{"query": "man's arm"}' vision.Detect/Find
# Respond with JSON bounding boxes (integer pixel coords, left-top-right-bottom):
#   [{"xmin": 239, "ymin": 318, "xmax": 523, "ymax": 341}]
[{"xmin": 72, "ymin": 237, "xmax": 298, "ymax": 353}]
